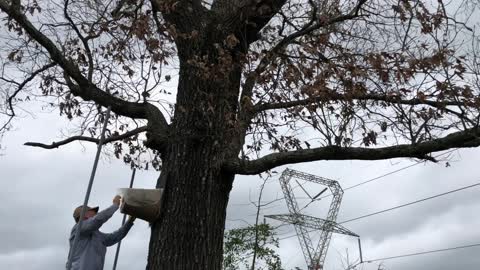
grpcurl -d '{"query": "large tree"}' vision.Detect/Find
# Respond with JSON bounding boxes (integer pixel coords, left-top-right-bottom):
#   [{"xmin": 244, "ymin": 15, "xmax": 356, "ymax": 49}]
[{"xmin": 1, "ymin": 0, "xmax": 480, "ymax": 269}]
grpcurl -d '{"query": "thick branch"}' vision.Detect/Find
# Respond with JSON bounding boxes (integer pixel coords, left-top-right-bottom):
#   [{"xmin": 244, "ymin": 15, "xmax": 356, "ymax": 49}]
[
  {"xmin": 0, "ymin": 1, "xmax": 161, "ymax": 121},
  {"xmin": 63, "ymin": 76, "xmax": 164, "ymax": 124},
  {"xmin": 212, "ymin": 0, "xmax": 287, "ymax": 44},
  {"xmin": 24, "ymin": 126, "xmax": 148, "ymax": 149},
  {"xmin": 224, "ymin": 127, "xmax": 480, "ymax": 175},
  {"xmin": 111, "ymin": 0, "xmax": 128, "ymax": 17},
  {"xmin": 150, "ymin": 0, "xmax": 207, "ymax": 34}
]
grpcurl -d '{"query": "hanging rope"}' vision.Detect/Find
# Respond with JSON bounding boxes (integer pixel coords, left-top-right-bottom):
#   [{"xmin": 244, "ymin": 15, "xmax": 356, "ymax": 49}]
[{"xmin": 66, "ymin": 106, "xmax": 111, "ymax": 270}]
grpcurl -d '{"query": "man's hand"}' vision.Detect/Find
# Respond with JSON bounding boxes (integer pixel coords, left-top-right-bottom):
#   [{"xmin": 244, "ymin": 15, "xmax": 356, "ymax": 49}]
[
  {"xmin": 113, "ymin": 195, "xmax": 121, "ymax": 206},
  {"xmin": 127, "ymin": 215, "xmax": 136, "ymax": 223}
]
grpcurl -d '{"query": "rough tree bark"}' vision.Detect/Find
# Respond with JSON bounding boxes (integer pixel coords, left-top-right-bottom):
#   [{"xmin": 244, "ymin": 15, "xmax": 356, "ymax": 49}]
[
  {"xmin": 147, "ymin": 144, "xmax": 236, "ymax": 269},
  {"xmin": 146, "ymin": 52, "xmax": 243, "ymax": 269}
]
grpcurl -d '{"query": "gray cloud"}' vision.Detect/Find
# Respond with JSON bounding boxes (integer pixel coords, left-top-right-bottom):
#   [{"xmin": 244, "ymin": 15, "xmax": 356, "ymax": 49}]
[{"xmin": 2, "ymin": 114, "xmax": 480, "ymax": 270}]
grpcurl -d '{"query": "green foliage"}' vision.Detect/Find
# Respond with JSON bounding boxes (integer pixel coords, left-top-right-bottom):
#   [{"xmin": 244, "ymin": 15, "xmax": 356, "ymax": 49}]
[{"xmin": 223, "ymin": 223, "xmax": 283, "ymax": 270}]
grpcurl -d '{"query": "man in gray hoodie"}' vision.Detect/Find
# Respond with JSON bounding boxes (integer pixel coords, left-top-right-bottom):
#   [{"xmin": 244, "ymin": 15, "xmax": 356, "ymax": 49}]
[{"xmin": 67, "ymin": 195, "xmax": 135, "ymax": 270}]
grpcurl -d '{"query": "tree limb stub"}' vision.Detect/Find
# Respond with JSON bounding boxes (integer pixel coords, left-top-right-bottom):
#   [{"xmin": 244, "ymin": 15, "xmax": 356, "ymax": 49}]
[
  {"xmin": 24, "ymin": 126, "xmax": 148, "ymax": 149},
  {"xmin": 224, "ymin": 127, "xmax": 480, "ymax": 175}
]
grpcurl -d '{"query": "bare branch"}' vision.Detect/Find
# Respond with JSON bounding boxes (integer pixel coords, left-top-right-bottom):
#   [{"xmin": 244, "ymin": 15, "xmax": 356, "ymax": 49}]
[
  {"xmin": 238, "ymin": 0, "xmax": 369, "ymax": 117},
  {"xmin": 0, "ymin": 115, "xmax": 14, "ymax": 134},
  {"xmin": 24, "ymin": 126, "xmax": 148, "ymax": 149},
  {"xmin": 6, "ymin": 62, "xmax": 56, "ymax": 117},
  {"xmin": 224, "ymin": 127, "xmax": 480, "ymax": 175},
  {"xmin": 254, "ymin": 91, "xmax": 470, "ymax": 113},
  {"xmin": 0, "ymin": 0, "xmax": 163, "ymax": 122},
  {"xmin": 63, "ymin": 0, "xmax": 94, "ymax": 81}
]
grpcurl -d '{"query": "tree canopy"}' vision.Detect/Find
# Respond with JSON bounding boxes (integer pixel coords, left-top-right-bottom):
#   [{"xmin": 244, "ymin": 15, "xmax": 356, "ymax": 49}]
[{"xmin": 1, "ymin": 0, "xmax": 479, "ymax": 171}]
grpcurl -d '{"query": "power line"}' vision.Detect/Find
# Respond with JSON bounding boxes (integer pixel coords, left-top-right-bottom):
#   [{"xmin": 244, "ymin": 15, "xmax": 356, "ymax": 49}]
[
  {"xmin": 339, "ymin": 181, "xmax": 480, "ymax": 224},
  {"xmin": 344, "ymin": 149, "xmax": 457, "ymax": 190},
  {"xmin": 237, "ymin": 150, "xmax": 459, "ymax": 236},
  {"xmin": 344, "ymin": 163, "xmax": 423, "ymax": 191},
  {"xmin": 364, "ymin": 242, "xmax": 480, "ymax": 263},
  {"xmin": 232, "ymin": 149, "xmax": 457, "ymax": 208},
  {"xmin": 317, "ymin": 149, "xmax": 457, "ymax": 200},
  {"xmin": 277, "ymin": 180, "xmax": 480, "ymax": 240},
  {"xmin": 344, "ymin": 162, "xmax": 425, "ymax": 191},
  {"xmin": 276, "ymin": 150, "xmax": 458, "ymax": 227},
  {"xmin": 248, "ymin": 152, "xmax": 446, "ymax": 210}
]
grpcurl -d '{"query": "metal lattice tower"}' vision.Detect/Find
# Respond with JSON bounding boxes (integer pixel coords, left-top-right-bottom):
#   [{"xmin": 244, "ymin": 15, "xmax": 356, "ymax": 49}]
[{"xmin": 266, "ymin": 169, "xmax": 358, "ymax": 270}]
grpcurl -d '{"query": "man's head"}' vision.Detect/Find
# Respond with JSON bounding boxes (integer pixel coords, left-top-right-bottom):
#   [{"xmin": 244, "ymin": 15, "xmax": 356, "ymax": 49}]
[{"xmin": 73, "ymin": 205, "xmax": 99, "ymax": 222}]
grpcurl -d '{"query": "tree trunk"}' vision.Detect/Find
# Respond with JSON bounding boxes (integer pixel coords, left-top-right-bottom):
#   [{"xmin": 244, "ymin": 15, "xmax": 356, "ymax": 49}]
[
  {"xmin": 146, "ymin": 143, "xmax": 234, "ymax": 269},
  {"xmin": 146, "ymin": 41, "xmax": 242, "ymax": 269}
]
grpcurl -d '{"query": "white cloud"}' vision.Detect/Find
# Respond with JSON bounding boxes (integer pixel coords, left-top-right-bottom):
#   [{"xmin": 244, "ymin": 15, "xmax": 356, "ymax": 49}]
[
  {"xmin": 0, "ymin": 246, "xmax": 66, "ymax": 270},
  {"xmin": 1, "ymin": 109, "xmax": 480, "ymax": 270}
]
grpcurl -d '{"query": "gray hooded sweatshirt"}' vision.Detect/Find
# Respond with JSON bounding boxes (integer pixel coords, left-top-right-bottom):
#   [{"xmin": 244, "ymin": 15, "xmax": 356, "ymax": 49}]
[{"xmin": 67, "ymin": 204, "xmax": 133, "ymax": 270}]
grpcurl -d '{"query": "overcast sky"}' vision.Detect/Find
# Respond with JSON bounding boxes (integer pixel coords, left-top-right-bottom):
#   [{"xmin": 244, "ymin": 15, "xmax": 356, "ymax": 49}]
[{"xmin": 1, "ymin": 109, "xmax": 480, "ymax": 270}]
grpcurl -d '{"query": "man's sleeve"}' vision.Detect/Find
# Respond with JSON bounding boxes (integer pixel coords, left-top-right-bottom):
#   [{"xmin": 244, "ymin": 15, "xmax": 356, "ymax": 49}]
[
  {"xmin": 101, "ymin": 220, "xmax": 134, "ymax": 246},
  {"xmin": 79, "ymin": 204, "xmax": 119, "ymax": 235}
]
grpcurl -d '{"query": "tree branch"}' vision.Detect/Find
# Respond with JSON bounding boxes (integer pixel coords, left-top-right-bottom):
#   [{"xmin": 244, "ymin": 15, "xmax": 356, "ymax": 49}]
[
  {"xmin": 24, "ymin": 126, "xmax": 148, "ymax": 149},
  {"xmin": 111, "ymin": 0, "xmax": 128, "ymax": 17},
  {"xmin": 62, "ymin": 75, "xmax": 160, "ymax": 121},
  {"xmin": 257, "ymin": 0, "xmax": 365, "ymax": 68},
  {"xmin": 6, "ymin": 62, "xmax": 57, "ymax": 117},
  {"xmin": 212, "ymin": 0, "xmax": 287, "ymax": 44},
  {"xmin": 224, "ymin": 127, "xmax": 480, "ymax": 175},
  {"xmin": 150, "ymin": 0, "xmax": 207, "ymax": 35},
  {"xmin": 0, "ymin": 0, "xmax": 162, "ymax": 122},
  {"xmin": 238, "ymin": 0, "xmax": 368, "ymax": 118},
  {"xmin": 63, "ymin": 0, "xmax": 94, "ymax": 81},
  {"xmin": 254, "ymin": 91, "xmax": 470, "ymax": 113}
]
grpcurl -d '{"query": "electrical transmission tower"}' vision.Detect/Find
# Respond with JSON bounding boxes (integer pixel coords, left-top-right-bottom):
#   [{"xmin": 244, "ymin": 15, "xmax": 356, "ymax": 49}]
[{"xmin": 266, "ymin": 169, "xmax": 358, "ymax": 270}]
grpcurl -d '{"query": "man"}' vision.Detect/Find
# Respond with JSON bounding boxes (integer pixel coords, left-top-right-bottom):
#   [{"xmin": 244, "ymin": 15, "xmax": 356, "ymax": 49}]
[{"xmin": 67, "ymin": 195, "xmax": 136, "ymax": 270}]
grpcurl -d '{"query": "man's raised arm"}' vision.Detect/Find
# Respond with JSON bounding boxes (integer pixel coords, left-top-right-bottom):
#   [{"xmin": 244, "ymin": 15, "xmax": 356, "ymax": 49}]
[
  {"xmin": 79, "ymin": 196, "xmax": 122, "ymax": 234},
  {"xmin": 102, "ymin": 216, "xmax": 136, "ymax": 246}
]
